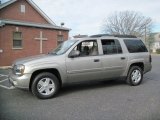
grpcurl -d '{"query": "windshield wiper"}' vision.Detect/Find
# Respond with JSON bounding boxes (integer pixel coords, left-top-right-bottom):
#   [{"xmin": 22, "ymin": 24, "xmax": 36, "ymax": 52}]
[{"xmin": 48, "ymin": 52, "xmax": 57, "ymax": 55}]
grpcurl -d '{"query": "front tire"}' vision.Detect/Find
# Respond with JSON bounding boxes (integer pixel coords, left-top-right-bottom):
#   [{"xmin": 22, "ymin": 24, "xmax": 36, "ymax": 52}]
[
  {"xmin": 31, "ymin": 72, "xmax": 60, "ymax": 99},
  {"xmin": 126, "ymin": 66, "xmax": 143, "ymax": 86}
]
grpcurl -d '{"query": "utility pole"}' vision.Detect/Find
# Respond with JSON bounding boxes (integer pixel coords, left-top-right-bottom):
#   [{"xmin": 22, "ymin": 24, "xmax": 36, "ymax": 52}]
[{"xmin": 144, "ymin": 25, "xmax": 147, "ymax": 45}]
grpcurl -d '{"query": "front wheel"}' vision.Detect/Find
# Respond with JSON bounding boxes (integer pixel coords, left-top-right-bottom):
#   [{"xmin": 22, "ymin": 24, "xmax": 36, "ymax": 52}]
[
  {"xmin": 31, "ymin": 72, "xmax": 60, "ymax": 99},
  {"xmin": 126, "ymin": 66, "xmax": 143, "ymax": 86}
]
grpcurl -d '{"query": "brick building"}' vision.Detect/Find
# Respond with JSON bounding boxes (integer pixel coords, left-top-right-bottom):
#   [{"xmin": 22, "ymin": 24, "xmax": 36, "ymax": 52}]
[{"xmin": 0, "ymin": 0, "xmax": 69, "ymax": 66}]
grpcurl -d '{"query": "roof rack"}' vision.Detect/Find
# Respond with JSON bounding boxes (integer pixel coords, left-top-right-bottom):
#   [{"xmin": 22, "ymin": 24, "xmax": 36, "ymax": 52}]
[
  {"xmin": 90, "ymin": 34, "xmax": 137, "ymax": 38},
  {"xmin": 90, "ymin": 34, "xmax": 112, "ymax": 37}
]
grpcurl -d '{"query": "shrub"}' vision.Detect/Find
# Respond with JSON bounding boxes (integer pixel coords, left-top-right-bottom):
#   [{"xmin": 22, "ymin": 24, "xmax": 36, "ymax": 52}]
[{"xmin": 156, "ymin": 49, "xmax": 160, "ymax": 54}]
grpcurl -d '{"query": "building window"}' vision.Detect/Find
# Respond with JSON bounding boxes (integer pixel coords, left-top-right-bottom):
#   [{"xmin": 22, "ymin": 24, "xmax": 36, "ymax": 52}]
[
  {"xmin": 20, "ymin": 5, "xmax": 25, "ymax": 13},
  {"xmin": 13, "ymin": 32, "xmax": 22, "ymax": 48},
  {"xmin": 57, "ymin": 35, "xmax": 64, "ymax": 45}
]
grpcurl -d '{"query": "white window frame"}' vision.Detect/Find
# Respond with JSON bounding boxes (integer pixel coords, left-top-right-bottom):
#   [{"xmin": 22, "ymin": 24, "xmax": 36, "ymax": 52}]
[
  {"xmin": 13, "ymin": 32, "xmax": 23, "ymax": 49},
  {"xmin": 20, "ymin": 5, "xmax": 25, "ymax": 13},
  {"xmin": 57, "ymin": 35, "xmax": 64, "ymax": 45}
]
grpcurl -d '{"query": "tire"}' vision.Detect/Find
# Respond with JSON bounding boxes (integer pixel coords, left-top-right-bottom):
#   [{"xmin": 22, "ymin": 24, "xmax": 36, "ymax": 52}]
[
  {"xmin": 31, "ymin": 72, "xmax": 60, "ymax": 99},
  {"xmin": 126, "ymin": 66, "xmax": 143, "ymax": 86}
]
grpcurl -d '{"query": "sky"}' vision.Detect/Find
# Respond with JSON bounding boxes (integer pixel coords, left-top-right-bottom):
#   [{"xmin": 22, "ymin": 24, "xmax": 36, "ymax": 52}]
[{"xmin": 1, "ymin": 0, "xmax": 160, "ymax": 37}]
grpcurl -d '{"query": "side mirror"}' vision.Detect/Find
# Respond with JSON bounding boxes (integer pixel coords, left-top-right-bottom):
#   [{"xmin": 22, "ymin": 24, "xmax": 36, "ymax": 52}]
[{"xmin": 69, "ymin": 50, "xmax": 80, "ymax": 58}]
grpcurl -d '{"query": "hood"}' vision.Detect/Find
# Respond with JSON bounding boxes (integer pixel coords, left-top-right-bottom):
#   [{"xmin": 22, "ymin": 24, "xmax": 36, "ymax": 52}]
[{"xmin": 13, "ymin": 54, "xmax": 58, "ymax": 66}]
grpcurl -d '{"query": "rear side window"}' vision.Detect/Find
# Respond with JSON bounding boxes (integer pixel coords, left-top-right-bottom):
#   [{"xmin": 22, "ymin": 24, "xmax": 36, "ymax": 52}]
[
  {"xmin": 101, "ymin": 39, "xmax": 122, "ymax": 55},
  {"xmin": 124, "ymin": 39, "xmax": 148, "ymax": 53}
]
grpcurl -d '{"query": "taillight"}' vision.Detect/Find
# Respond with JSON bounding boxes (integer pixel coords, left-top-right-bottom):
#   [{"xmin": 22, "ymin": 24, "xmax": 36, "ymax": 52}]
[{"xmin": 149, "ymin": 54, "xmax": 152, "ymax": 62}]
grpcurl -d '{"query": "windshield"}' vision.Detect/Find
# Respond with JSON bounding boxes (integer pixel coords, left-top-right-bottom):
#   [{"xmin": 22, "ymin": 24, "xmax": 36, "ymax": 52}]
[{"xmin": 49, "ymin": 40, "xmax": 78, "ymax": 55}]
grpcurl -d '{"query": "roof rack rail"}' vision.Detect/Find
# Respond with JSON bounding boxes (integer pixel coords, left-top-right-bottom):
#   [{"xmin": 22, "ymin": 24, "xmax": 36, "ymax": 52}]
[
  {"xmin": 114, "ymin": 35, "xmax": 137, "ymax": 38},
  {"xmin": 90, "ymin": 34, "xmax": 137, "ymax": 38},
  {"xmin": 90, "ymin": 34, "xmax": 112, "ymax": 37}
]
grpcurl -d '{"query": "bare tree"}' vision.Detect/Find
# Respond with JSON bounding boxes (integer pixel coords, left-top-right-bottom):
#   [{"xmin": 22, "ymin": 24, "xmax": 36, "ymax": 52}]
[{"xmin": 103, "ymin": 11, "xmax": 152, "ymax": 37}]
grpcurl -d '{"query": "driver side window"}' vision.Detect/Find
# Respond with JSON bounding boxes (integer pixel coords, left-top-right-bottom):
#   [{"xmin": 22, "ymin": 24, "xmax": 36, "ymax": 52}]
[{"xmin": 73, "ymin": 40, "xmax": 98, "ymax": 57}]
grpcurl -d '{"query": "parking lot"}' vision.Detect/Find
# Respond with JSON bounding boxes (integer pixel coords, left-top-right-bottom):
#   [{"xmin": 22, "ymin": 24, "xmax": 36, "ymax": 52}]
[{"xmin": 0, "ymin": 55, "xmax": 160, "ymax": 120}]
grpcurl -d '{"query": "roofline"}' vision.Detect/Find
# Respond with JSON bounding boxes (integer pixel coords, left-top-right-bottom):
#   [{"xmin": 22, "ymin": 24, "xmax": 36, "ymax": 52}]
[
  {"xmin": 0, "ymin": 0, "xmax": 17, "ymax": 9},
  {"xmin": 27, "ymin": 0, "xmax": 56, "ymax": 25},
  {"xmin": 0, "ymin": 0, "xmax": 55, "ymax": 25},
  {"xmin": 0, "ymin": 19, "xmax": 70, "ymax": 31}
]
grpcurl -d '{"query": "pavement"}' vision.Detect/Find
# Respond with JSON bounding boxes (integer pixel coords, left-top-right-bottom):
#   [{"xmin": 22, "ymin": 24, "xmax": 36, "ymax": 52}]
[
  {"xmin": 0, "ymin": 55, "xmax": 160, "ymax": 120},
  {"xmin": 0, "ymin": 68, "xmax": 14, "ymax": 90}
]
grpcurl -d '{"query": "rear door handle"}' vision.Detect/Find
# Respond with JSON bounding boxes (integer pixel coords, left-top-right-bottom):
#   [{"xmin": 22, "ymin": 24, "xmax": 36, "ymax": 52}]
[
  {"xmin": 94, "ymin": 59, "xmax": 100, "ymax": 62},
  {"xmin": 121, "ymin": 57, "xmax": 126, "ymax": 60}
]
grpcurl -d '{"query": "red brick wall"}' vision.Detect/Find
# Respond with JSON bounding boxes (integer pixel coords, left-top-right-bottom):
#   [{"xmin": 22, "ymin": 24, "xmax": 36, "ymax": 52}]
[
  {"xmin": 0, "ymin": 0, "xmax": 49, "ymax": 24},
  {"xmin": 0, "ymin": 25, "xmax": 69, "ymax": 66}
]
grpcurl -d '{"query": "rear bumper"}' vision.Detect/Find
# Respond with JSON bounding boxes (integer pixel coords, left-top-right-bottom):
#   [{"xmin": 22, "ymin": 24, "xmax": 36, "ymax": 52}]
[{"xmin": 144, "ymin": 63, "xmax": 152, "ymax": 74}]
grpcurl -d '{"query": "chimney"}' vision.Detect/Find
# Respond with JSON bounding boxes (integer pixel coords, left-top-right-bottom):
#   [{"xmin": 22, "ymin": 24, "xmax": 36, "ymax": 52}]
[{"xmin": 61, "ymin": 22, "xmax": 64, "ymax": 27}]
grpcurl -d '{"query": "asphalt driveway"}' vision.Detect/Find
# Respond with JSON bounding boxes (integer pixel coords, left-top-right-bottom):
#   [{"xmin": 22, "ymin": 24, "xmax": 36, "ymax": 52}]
[{"xmin": 0, "ymin": 55, "xmax": 160, "ymax": 120}]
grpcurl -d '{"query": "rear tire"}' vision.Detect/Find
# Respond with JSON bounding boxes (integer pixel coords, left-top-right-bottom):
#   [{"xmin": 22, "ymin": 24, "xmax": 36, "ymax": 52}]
[
  {"xmin": 31, "ymin": 72, "xmax": 60, "ymax": 99},
  {"xmin": 126, "ymin": 66, "xmax": 143, "ymax": 86}
]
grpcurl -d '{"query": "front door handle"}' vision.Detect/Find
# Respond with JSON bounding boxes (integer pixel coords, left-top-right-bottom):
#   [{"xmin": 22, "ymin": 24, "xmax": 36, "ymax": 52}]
[
  {"xmin": 94, "ymin": 59, "xmax": 100, "ymax": 62},
  {"xmin": 121, "ymin": 57, "xmax": 126, "ymax": 60}
]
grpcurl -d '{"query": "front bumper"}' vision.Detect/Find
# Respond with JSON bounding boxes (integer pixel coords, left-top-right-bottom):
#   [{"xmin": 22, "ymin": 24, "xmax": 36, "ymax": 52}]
[{"xmin": 9, "ymin": 72, "xmax": 32, "ymax": 90}]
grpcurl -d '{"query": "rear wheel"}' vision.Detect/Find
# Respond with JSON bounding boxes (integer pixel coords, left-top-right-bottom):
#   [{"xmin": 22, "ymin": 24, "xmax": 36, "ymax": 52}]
[
  {"xmin": 126, "ymin": 66, "xmax": 143, "ymax": 86},
  {"xmin": 31, "ymin": 72, "xmax": 60, "ymax": 99}
]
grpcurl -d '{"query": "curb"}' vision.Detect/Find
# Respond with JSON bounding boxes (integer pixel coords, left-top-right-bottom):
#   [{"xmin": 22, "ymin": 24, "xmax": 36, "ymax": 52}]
[
  {"xmin": 151, "ymin": 54, "xmax": 160, "ymax": 56},
  {"xmin": 0, "ymin": 66, "xmax": 12, "ymax": 69}
]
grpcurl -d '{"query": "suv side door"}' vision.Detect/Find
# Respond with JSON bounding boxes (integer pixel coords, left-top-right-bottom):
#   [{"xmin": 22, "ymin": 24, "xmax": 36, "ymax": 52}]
[
  {"xmin": 100, "ymin": 39, "xmax": 128, "ymax": 79},
  {"xmin": 65, "ymin": 40, "xmax": 103, "ymax": 83}
]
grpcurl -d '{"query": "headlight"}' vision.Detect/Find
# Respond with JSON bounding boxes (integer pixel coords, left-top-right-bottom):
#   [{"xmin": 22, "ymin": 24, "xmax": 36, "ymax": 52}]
[{"xmin": 13, "ymin": 64, "xmax": 25, "ymax": 76}]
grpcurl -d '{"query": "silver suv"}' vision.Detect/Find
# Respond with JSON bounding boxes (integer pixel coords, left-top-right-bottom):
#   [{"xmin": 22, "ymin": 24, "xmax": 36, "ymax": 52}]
[{"xmin": 9, "ymin": 34, "xmax": 152, "ymax": 99}]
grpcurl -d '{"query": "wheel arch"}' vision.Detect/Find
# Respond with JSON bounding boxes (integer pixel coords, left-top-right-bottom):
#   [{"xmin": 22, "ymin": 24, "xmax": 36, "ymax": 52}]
[
  {"xmin": 29, "ymin": 68, "xmax": 62, "ymax": 91},
  {"xmin": 129, "ymin": 62, "xmax": 144, "ymax": 72}
]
